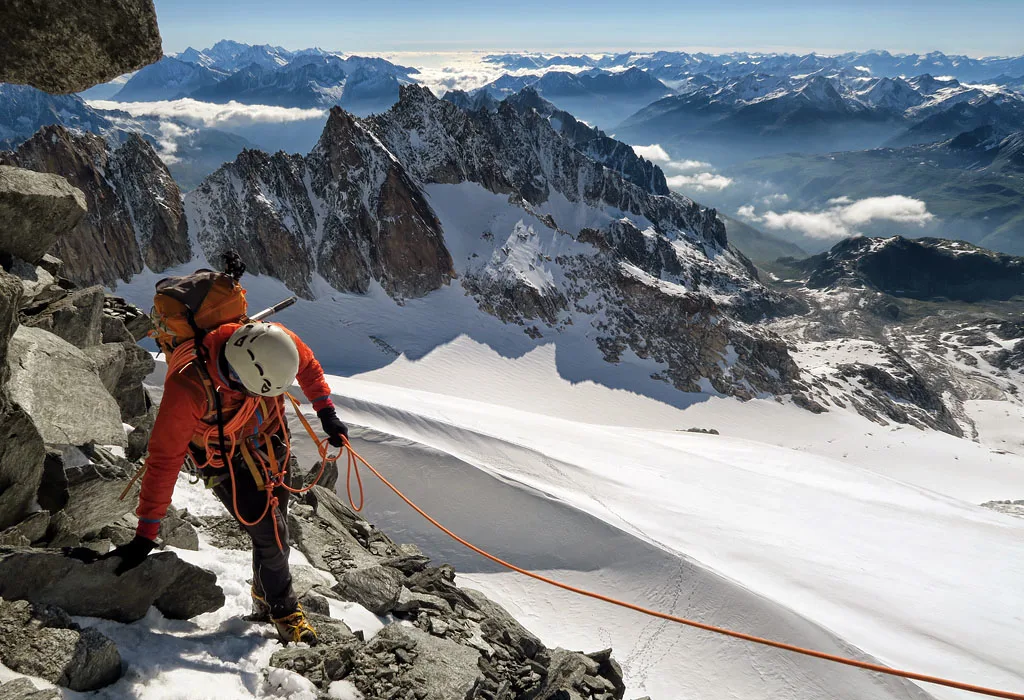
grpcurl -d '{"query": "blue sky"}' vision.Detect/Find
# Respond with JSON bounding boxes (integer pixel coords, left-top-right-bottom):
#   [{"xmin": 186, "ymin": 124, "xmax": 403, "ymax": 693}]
[{"xmin": 154, "ymin": 0, "xmax": 1024, "ymax": 57}]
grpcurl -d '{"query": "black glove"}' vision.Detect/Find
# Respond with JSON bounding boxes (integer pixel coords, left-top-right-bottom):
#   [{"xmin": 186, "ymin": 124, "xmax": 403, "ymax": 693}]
[
  {"xmin": 317, "ymin": 407, "xmax": 349, "ymax": 448},
  {"xmin": 98, "ymin": 535, "xmax": 157, "ymax": 575}
]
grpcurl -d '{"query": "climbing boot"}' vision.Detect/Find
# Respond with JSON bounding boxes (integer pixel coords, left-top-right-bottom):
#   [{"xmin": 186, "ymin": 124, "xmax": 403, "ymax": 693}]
[
  {"xmin": 273, "ymin": 605, "xmax": 318, "ymax": 646},
  {"xmin": 244, "ymin": 586, "xmax": 272, "ymax": 623}
]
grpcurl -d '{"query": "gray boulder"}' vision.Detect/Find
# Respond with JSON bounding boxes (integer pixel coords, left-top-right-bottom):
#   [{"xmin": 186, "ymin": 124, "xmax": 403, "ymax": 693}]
[
  {"xmin": 7, "ymin": 326, "xmax": 128, "ymax": 449},
  {"xmin": 23, "ymin": 285, "xmax": 106, "ymax": 348},
  {"xmin": 6, "ymin": 257, "xmax": 68, "ymax": 312},
  {"xmin": 57, "ymin": 445, "xmax": 137, "ymax": 542},
  {"xmin": 0, "ymin": 511, "xmax": 50, "ymax": 546},
  {"xmin": 83, "ymin": 340, "xmax": 154, "ymax": 422},
  {"xmin": 350, "ymin": 624, "xmax": 480, "ymax": 699},
  {"xmin": 0, "ymin": 0, "xmax": 162, "ymax": 94},
  {"xmin": 0, "ymin": 677, "xmax": 61, "ymax": 699},
  {"xmin": 0, "ymin": 598, "xmax": 121, "ymax": 691},
  {"xmin": 111, "ymin": 342, "xmax": 156, "ymax": 422},
  {"xmin": 159, "ymin": 507, "xmax": 199, "ymax": 551},
  {"xmin": 332, "ymin": 564, "xmax": 405, "ymax": 615},
  {"xmin": 0, "ymin": 547, "xmax": 224, "ymax": 622},
  {"xmin": 462, "ymin": 587, "xmax": 543, "ymax": 661},
  {"xmin": 103, "ymin": 296, "xmax": 154, "ymax": 341},
  {"xmin": 0, "ymin": 166, "xmax": 86, "ymax": 264},
  {"xmin": 0, "ymin": 406, "xmax": 46, "ymax": 530},
  {"xmin": 84, "ymin": 343, "xmax": 128, "ymax": 394}
]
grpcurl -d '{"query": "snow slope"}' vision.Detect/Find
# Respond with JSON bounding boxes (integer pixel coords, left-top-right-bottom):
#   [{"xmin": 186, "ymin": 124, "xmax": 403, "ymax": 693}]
[{"xmin": 103, "ymin": 259, "xmax": 1024, "ymax": 700}]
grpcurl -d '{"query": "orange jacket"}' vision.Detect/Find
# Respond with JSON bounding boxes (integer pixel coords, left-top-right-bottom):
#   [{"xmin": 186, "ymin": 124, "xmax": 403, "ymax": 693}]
[{"xmin": 135, "ymin": 322, "xmax": 333, "ymax": 540}]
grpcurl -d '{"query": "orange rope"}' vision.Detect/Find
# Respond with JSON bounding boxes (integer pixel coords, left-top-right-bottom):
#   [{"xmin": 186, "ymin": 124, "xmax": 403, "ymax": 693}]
[{"xmin": 335, "ymin": 435, "xmax": 1024, "ymax": 700}]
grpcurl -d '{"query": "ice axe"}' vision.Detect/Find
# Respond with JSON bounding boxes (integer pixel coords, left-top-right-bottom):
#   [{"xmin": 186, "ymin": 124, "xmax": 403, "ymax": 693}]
[{"xmin": 249, "ymin": 296, "xmax": 297, "ymax": 322}]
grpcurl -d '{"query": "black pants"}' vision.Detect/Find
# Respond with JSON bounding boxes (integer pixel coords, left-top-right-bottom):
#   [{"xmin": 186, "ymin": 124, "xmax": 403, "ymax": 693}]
[{"xmin": 198, "ymin": 448, "xmax": 299, "ymax": 618}]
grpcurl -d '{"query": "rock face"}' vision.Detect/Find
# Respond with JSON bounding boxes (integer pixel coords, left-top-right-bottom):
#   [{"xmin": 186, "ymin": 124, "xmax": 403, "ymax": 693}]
[
  {"xmin": 0, "ymin": 407, "xmax": 46, "ymax": 531},
  {"xmin": 0, "ymin": 0, "xmax": 162, "ymax": 94},
  {"xmin": 188, "ymin": 119, "xmax": 455, "ymax": 299},
  {"xmin": 0, "ymin": 548, "xmax": 224, "ymax": 623},
  {"xmin": 7, "ymin": 326, "xmax": 128, "ymax": 449},
  {"xmin": 0, "ymin": 126, "xmax": 191, "ymax": 287},
  {"xmin": 0, "ymin": 165, "xmax": 86, "ymax": 265},
  {"xmin": 0, "ymin": 677, "xmax": 61, "ymax": 699},
  {"xmin": 0, "ymin": 598, "xmax": 121, "ymax": 691}
]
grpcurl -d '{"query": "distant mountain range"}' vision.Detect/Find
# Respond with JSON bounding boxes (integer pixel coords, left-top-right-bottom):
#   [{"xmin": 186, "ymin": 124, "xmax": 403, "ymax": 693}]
[
  {"xmin": 484, "ymin": 50, "xmax": 1024, "ymax": 84},
  {"xmin": 473, "ymin": 68, "xmax": 672, "ymax": 127},
  {"xmin": 112, "ymin": 41, "xmax": 418, "ymax": 113},
  {"xmin": 613, "ymin": 70, "xmax": 1024, "ymax": 163}
]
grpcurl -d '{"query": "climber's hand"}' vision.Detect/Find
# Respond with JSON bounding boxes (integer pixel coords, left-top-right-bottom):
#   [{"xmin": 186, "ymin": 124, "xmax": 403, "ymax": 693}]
[
  {"xmin": 317, "ymin": 407, "xmax": 349, "ymax": 448},
  {"xmin": 98, "ymin": 535, "xmax": 157, "ymax": 575}
]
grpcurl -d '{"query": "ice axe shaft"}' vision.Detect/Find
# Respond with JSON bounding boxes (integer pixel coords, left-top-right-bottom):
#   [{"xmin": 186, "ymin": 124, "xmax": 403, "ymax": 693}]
[{"xmin": 250, "ymin": 296, "xmax": 297, "ymax": 322}]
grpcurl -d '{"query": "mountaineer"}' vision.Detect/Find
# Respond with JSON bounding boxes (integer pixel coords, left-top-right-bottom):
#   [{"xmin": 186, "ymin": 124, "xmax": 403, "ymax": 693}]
[{"xmin": 101, "ymin": 262, "xmax": 348, "ymax": 645}]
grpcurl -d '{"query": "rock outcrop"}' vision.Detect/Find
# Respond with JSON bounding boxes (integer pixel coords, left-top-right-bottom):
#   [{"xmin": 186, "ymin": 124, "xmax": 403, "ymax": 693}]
[
  {"xmin": 0, "ymin": 165, "xmax": 86, "ymax": 265},
  {"xmin": 794, "ymin": 235, "xmax": 1024, "ymax": 303},
  {"xmin": 0, "ymin": 598, "xmax": 121, "ymax": 691},
  {"xmin": 0, "ymin": 0, "xmax": 162, "ymax": 94},
  {"xmin": 188, "ymin": 119, "xmax": 455, "ymax": 299},
  {"xmin": 0, "ymin": 548, "xmax": 224, "ymax": 623},
  {"xmin": 260, "ymin": 484, "xmax": 626, "ymax": 700},
  {"xmin": 7, "ymin": 326, "xmax": 128, "ymax": 449},
  {"xmin": 1, "ymin": 126, "xmax": 191, "ymax": 287}
]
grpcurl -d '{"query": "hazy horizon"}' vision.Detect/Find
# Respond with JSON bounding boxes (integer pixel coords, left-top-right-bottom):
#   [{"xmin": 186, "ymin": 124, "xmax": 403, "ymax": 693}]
[{"xmin": 153, "ymin": 0, "xmax": 1024, "ymax": 58}]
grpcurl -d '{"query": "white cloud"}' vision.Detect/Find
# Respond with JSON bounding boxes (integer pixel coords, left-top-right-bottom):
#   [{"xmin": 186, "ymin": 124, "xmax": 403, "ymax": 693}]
[
  {"xmin": 87, "ymin": 98, "xmax": 327, "ymax": 129},
  {"xmin": 738, "ymin": 195, "xmax": 935, "ymax": 240},
  {"xmin": 666, "ymin": 172, "xmax": 734, "ymax": 191},
  {"xmin": 153, "ymin": 121, "xmax": 197, "ymax": 164},
  {"xmin": 631, "ymin": 144, "xmax": 711, "ymax": 172},
  {"xmin": 632, "ymin": 144, "xmax": 671, "ymax": 162},
  {"xmin": 668, "ymin": 158, "xmax": 713, "ymax": 172},
  {"xmin": 760, "ymin": 193, "xmax": 789, "ymax": 206}
]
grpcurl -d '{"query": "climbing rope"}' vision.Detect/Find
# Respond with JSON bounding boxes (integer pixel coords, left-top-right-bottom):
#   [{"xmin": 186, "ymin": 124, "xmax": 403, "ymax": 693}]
[{"xmin": 315, "ymin": 431, "xmax": 1024, "ymax": 700}]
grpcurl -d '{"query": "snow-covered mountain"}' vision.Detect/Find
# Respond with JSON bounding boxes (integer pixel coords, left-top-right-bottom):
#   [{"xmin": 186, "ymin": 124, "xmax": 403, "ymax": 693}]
[
  {"xmin": 113, "ymin": 56, "xmax": 224, "ymax": 102},
  {"xmin": 615, "ymin": 69, "xmax": 1024, "ymax": 162},
  {"xmin": 179, "ymin": 39, "xmax": 294, "ymax": 73},
  {"xmin": 103, "ymin": 43, "xmax": 419, "ymax": 114},
  {"xmin": 769, "ymin": 235, "xmax": 1024, "ymax": 438},
  {"xmin": 0, "ymin": 82, "xmax": 258, "ymax": 190},
  {"xmin": 184, "ymin": 85, "xmax": 804, "ymax": 401},
  {"xmin": 0, "ymin": 83, "xmax": 116, "ymax": 147}
]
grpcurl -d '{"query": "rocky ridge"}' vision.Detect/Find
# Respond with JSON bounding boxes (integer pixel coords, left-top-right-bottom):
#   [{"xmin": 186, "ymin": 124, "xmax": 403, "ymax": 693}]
[{"xmin": 187, "ymin": 85, "xmax": 810, "ymax": 400}]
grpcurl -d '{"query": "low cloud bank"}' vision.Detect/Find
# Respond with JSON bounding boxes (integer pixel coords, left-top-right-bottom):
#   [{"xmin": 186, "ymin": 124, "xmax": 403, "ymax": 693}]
[
  {"xmin": 737, "ymin": 195, "xmax": 936, "ymax": 239},
  {"xmin": 88, "ymin": 98, "xmax": 328, "ymax": 129}
]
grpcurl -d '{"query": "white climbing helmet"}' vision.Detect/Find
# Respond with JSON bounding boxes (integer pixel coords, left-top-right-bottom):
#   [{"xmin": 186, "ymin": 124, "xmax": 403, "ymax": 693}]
[{"xmin": 223, "ymin": 322, "xmax": 300, "ymax": 397}]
